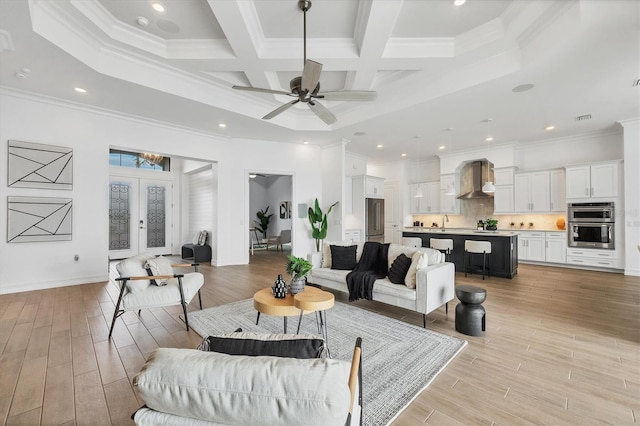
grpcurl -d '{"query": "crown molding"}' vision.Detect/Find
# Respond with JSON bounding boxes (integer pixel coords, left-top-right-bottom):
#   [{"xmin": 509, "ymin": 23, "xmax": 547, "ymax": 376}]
[
  {"xmin": 383, "ymin": 37, "xmax": 454, "ymax": 59},
  {"xmin": 455, "ymin": 18, "xmax": 506, "ymax": 56}
]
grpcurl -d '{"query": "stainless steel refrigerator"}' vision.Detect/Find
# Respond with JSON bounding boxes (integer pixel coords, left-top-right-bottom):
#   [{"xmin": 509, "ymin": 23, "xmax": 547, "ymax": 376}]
[{"xmin": 366, "ymin": 198, "xmax": 385, "ymax": 243}]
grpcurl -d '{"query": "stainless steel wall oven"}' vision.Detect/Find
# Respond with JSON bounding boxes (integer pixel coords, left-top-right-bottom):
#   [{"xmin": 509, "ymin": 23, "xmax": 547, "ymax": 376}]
[{"xmin": 568, "ymin": 202, "xmax": 615, "ymax": 249}]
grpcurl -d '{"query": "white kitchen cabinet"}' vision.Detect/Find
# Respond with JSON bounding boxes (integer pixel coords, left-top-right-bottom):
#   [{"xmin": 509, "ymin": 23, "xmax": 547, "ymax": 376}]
[
  {"xmin": 518, "ymin": 231, "xmax": 546, "ymax": 261},
  {"xmin": 344, "ymin": 229, "xmax": 362, "ymax": 242},
  {"xmin": 514, "ymin": 172, "xmax": 550, "ymax": 213},
  {"xmin": 409, "ymin": 182, "xmax": 439, "ymax": 213},
  {"xmin": 345, "ymin": 153, "xmax": 367, "ymax": 176},
  {"xmin": 545, "ymin": 232, "xmax": 566, "ymax": 263},
  {"xmin": 365, "ymin": 176, "xmax": 384, "ymax": 198},
  {"xmin": 493, "ymin": 167, "xmax": 516, "ymax": 214},
  {"xmin": 549, "ymin": 169, "xmax": 566, "ymax": 212},
  {"xmin": 565, "ymin": 161, "xmax": 619, "ymax": 199},
  {"xmin": 439, "ymin": 174, "xmax": 460, "ymax": 214},
  {"xmin": 566, "ymin": 247, "xmax": 616, "ymax": 268}
]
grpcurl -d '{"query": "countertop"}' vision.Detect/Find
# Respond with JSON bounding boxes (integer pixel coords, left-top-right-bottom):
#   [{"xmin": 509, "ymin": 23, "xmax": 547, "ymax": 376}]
[{"xmin": 403, "ymin": 227, "xmax": 566, "ymax": 236}]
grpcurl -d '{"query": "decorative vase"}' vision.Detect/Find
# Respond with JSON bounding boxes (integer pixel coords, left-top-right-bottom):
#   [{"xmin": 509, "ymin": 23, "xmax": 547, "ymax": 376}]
[
  {"xmin": 289, "ymin": 277, "xmax": 306, "ymax": 295},
  {"xmin": 272, "ymin": 274, "xmax": 287, "ymax": 298}
]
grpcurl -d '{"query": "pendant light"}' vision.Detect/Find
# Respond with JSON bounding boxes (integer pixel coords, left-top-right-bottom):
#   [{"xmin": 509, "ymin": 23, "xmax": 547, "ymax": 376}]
[
  {"xmin": 414, "ymin": 137, "xmax": 423, "ymax": 197},
  {"xmin": 482, "ymin": 118, "xmax": 495, "ymax": 193},
  {"xmin": 444, "ymin": 128, "xmax": 456, "ymax": 195}
]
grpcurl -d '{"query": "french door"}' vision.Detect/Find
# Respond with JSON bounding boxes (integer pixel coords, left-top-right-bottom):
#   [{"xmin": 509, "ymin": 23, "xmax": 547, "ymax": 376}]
[{"xmin": 109, "ymin": 176, "xmax": 173, "ymax": 259}]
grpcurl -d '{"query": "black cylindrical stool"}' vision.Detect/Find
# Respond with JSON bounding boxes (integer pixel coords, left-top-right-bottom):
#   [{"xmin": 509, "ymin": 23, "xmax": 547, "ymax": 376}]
[{"xmin": 455, "ymin": 285, "xmax": 487, "ymax": 336}]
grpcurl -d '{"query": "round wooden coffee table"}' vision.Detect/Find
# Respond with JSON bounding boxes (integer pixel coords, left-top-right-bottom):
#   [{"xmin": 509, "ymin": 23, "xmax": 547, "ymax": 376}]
[{"xmin": 253, "ymin": 286, "xmax": 331, "ymax": 334}]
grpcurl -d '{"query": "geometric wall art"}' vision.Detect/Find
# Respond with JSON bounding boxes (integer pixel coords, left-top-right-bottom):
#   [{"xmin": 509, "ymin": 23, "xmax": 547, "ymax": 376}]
[
  {"xmin": 8, "ymin": 140, "xmax": 73, "ymax": 190},
  {"xmin": 7, "ymin": 196, "xmax": 72, "ymax": 242}
]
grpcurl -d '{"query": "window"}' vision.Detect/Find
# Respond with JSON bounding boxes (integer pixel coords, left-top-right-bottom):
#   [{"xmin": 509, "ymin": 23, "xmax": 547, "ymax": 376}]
[{"xmin": 109, "ymin": 149, "xmax": 170, "ymax": 171}]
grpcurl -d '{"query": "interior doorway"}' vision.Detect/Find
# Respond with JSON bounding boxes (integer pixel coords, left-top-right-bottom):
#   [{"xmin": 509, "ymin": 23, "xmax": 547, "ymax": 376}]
[
  {"xmin": 248, "ymin": 173, "xmax": 293, "ymax": 261},
  {"xmin": 108, "ymin": 176, "xmax": 173, "ymax": 260}
]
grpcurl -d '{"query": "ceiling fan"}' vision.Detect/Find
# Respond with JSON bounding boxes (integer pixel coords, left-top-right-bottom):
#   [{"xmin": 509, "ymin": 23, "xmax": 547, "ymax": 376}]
[{"xmin": 232, "ymin": 0, "xmax": 376, "ymax": 125}]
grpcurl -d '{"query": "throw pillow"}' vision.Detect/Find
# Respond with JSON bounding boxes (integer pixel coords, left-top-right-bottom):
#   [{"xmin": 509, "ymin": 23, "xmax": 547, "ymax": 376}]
[
  {"xmin": 388, "ymin": 253, "xmax": 412, "ymax": 284},
  {"xmin": 197, "ymin": 332, "xmax": 325, "ymax": 359},
  {"xmin": 145, "ymin": 256, "xmax": 174, "ymax": 285},
  {"xmin": 330, "ymin": 245, "xmax": 357, "ymax": 270},
  {"xmin": 116, "ymin": 258, "xmax": 151, "ymax": 293},
  {"xmin": 192, "ymin": 231, "xmax": 200, "ymax": 245},
  {"xmin": 405, "ymin": 251, "xmax": 428, "ymax": 289},
  {"xmin": 197, "ymin": 230, "xmax": 208, "ymax": 246}
]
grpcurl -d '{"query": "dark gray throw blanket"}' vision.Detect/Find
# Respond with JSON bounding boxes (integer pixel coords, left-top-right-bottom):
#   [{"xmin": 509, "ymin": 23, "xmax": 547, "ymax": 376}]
[{"xmin": 346, "ymin": 242, "xmax": 390, "ymax": 301}]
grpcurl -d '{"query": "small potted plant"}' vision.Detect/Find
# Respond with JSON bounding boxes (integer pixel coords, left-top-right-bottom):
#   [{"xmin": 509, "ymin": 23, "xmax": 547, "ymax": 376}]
[
  {"xmin": 485, "ymin": 218, "xmax": 498, "ymax": 231},
  {"xmin": 286, "ymin": 255, "xmax": 313, "ymax": 295}
]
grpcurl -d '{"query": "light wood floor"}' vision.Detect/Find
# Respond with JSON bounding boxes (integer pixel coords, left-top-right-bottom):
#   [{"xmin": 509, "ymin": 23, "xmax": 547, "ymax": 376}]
[{"xmin": 1, "ymin": 251, "xmax": 638, "ymax": 425}]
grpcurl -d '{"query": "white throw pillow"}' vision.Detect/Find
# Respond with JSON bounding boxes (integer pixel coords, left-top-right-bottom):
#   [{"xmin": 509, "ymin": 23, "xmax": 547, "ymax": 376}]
[
  {"xmin": 197, "ymin": 230, "xmax": 208, "ymax": 246},
  {"xmin": 145, "ymin": 256, "xmax": 174, "ymax": 285},
  {"xmin": 116, "ymin": 258, "xmax": 151, "ymax": 293},
  {"xmin": 191, "ymin": 232, "xmax": 200, "ymax": 245},
  {"xmin": 404, "ymin": 252, "xmax": 424, "ymax": 289}
]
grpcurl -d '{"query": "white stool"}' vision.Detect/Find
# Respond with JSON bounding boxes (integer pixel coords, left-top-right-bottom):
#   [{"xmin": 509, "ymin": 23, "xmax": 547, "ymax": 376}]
[
  {"xmin": 430, "ymin": 238, "xmax": 453, "ymax": 262},
  {"xmin": 402, "ymin": 237, "xmax": 422, "ymax": 247},
  {"xmin": 464, "ymin": 240, "xmax": 492, "ymax": 280}
]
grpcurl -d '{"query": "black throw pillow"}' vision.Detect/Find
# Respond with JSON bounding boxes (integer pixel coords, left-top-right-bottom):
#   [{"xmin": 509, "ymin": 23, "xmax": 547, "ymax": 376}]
[
  {"xmin": 388, "ymin": 253, "xmax": 412, "ymax": 284},
  {"xmin": 330, "ymin": 245, "xmax": 357, "ymax": 270},
  {"xmin": 198, "ymin": 334, "xmax": 324, "ymax": 359}
]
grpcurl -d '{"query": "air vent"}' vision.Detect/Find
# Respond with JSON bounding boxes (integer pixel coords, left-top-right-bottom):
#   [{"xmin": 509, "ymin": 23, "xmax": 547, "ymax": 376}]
[
  {"xmin": 633, "ymin": 78, "xmax": 640, "ymax": 87},
  {"xmin": 575, "ymin": 114, "xmax": 592, "ymax": 121}
]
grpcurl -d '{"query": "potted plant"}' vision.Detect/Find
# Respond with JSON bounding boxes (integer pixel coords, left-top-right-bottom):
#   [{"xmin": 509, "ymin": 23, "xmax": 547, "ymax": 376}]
[
  {"xmin": 308, "ymin": 199, "xmax": 339, "ymax": 252},
  {"xmin": 255, "ymin": 206, "xmax": 274, "ymax": 242},
  {"xmin": 286, "ymin": 255, "xmax": 313, "ymax": 295},
  {"xmin": 485, "ymin": 218, "xmax": 498, "ymax": 231}
]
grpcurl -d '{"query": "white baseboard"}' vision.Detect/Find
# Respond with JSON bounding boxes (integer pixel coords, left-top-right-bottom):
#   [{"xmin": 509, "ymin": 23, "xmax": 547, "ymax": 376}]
[
  {"xmin": 0, "ymin": 274, "xmax": 109, "ymax": 295},
  {"xmin": 624, "ymin": 268, "xmax": 640, "ymax": 277}
]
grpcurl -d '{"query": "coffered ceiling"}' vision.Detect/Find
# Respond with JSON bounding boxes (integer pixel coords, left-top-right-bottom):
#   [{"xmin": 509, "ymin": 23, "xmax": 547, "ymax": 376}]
[{"xmin": 0, "ymin": 0, "xmax": 638, "ymax": 162}]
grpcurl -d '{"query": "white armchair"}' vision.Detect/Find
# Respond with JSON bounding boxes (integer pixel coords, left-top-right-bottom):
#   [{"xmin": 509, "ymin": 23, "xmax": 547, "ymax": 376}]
[{"xmin": 109, "ymin": 253, "xmax": 204, "ymax": 337}]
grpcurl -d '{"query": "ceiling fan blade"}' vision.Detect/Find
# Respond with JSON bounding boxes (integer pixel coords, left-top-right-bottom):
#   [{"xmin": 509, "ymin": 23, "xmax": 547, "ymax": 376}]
[
  {"xmin": 308, "ymin": 100, "xmax": 337, "ymax": 125},
  {"xmin": 318, "ymin": 91, "xmax": 377, "ymax": 101},
  {"xmin": 301, "ymin": 60, "xmax": 323, "ymax": 93},
  {"xmin": 233, "ymin": 85, "xmax": 292, "ymax": 96},
  {"xmin": 262, "ymin": 99, "xmax": 300, "ymax": 120}
]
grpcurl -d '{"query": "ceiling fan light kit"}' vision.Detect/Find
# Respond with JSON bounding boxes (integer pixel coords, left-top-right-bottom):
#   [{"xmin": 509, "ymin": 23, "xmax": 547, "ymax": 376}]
[{"xmin": 231, "ymin": 0, "xmax": 376, "ymax": 124}]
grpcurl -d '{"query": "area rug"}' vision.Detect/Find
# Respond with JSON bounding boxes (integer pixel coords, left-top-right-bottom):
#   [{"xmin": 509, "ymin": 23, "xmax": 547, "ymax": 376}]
[{"xmin": 186, "ymin": 299, "xmax": 467, "ymax": 426}]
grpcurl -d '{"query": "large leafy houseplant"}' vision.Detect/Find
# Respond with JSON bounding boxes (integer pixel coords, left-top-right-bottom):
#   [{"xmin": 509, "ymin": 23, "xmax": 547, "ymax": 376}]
[
  {"xmin": 255, "ymin": 206, "xmax": 274, "ymax": 240},
  {"xmin": 286, "ymin": 255, "xmax": 313, "ymax": 280},
  {"xmin": 308, "ymin": 199, "xmax": 339, "ymax": 252}
]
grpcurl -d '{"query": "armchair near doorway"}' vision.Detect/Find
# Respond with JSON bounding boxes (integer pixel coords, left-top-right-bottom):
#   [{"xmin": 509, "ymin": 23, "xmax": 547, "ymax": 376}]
[{"xmin": 267, "ymin": 229, "xmax": 291, "ymax": 252}]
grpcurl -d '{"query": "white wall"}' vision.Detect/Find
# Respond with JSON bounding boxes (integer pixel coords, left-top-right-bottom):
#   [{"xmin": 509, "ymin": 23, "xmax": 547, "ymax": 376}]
[
  {"xmin": 187, "ymin": 166, "xmax": 214, "ymax": 247},
  {"xmin": 321, "ymin": 143, "xmax": 345, "ymax": 242},
  {"xmin": 620, "ymin": 119, "xmax": 640, "ymax": 276},
  {"xmin": 0, "ymin": 92, "xmax": 321, "ymax": 293}
]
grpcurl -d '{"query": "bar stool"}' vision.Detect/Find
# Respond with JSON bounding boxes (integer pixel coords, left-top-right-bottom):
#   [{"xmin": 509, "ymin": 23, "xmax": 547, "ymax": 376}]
[
  {"xmin": 402, "ymin": 237, "xmax": 422, "ymax": 247},
  {"xmin": 430, "ymin": 238, "xmax": 453, "ymax": 262},
  {"xmin": 464, "ymin": 240, "xmax": 492, "ymax": 280}
]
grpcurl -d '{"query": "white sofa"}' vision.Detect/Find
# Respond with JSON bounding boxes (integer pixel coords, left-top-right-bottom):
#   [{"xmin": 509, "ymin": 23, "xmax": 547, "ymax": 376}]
[{"xmin": 308, "ymin": 242, "xmax": 455, "ymax": 327}]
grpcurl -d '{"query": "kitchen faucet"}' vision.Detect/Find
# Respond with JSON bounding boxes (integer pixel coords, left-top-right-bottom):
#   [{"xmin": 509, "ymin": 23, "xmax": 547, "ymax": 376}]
[{"xmin": 442, "ymin": 214, "xmax": 449, "ymax": 230}]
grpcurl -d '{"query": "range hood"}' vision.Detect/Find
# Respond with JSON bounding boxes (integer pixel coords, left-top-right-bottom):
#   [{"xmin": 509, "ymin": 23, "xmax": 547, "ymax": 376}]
[{"xmin": 457, "ymin": 161, "xmax": 494, "ymax": 199}]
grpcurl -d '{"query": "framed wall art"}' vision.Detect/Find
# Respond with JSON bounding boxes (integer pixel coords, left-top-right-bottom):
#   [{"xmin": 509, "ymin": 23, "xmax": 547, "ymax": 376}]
[
  {"xmin": 7, "ymin": 196, "xmax": 73, "ymax": 242},
  {"xmin": 8, "ymin": 140, "xmax": 73, "ymax": 190},
  {"xmin": 279, "ymin": 201, "xmax": 291, "ymax": 219}
]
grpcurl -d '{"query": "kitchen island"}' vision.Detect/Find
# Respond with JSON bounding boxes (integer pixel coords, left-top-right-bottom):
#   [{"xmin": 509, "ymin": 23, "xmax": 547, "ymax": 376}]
[{"xmin": 403, "ymin": 228, "xmax": 518, "ymax": 279}]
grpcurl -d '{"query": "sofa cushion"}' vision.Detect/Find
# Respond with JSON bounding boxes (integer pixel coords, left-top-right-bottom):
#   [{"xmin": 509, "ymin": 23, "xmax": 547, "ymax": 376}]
[
  {"xmin": 198, "ymin": 332, "xmax": 325, "ymax": 359},
  {"xmin": 405, "ymin": 251, "xmax": 429, "ymax": 289},
  {"xmin": 134, "ymin": 348, "xmax": 351, "ymax": 425},
  {"xmin": 122, "ymin": 272, "xmax": 203, "ymax": 310},
  {"xmin": 388, "ymin": 253, "xmax": 412, "ymax": 284},
  {"xmin": 116, "ymin": 252, "xmax": 156, "ymax": 293},
  {"xmin": 311, "ymin": 267, "xmax": 350, "ymax": 283},
  {"xmin": 330, "ymin": 245, "xmax": 358, "ymax": 270},
  {"xmin": 145, "ymin": 255, "xmax": 174, "ymax": 285},
  {"xmin": 322, "ymin": 241, "xmax": 364, "ymax": 268},
  {"xmin": 373, "ymin": 278, "xmax": 417, "ymax": 301}
]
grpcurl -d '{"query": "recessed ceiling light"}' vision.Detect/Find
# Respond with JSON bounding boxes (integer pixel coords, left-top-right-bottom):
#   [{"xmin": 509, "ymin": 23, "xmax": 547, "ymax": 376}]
[
  {"xmin": 249, "ymin": 173, "xmax": 257, "ymax": 179},
  {"xmin": 454, "ymin": 0, "xmax": 466, "ymax": 5},
  {"xmin": 512, "ymin": 83, "xmax": 535, "ymax": 93},
  {"xmin": 545, "ymin": 125, "xmax": 555, "ymax": 131},
  {"xmin": 303, "ymin": 141, "xmax": 309, "ymax": 145},
  {"xmin": 438, "ymin": 145, "xmax": 446, "ymax": 150},
  {"xmin": 151, "ymin": 2, "xmax": 165, "ymax": 12},
  {"xmin": 218, "ymin": 123, "xmax": 226, "ymax": 128},
  {"xmin": 485, "ymin": 136, "xmax": 493, "ymax": 142},
  {"xmin": 136, "ymin": 16, "xmax": 149, "ymax": 27},
  {"xmin": 74, "ymin": 87, "xmax": 87, "ymax": 93},
  {"xmin": 401, "ymin": 153, "xmax": 407, "ymax": 157},
  {"xmin": 376, "ymin": 144, "xmax": 383, "ymax": 149}
]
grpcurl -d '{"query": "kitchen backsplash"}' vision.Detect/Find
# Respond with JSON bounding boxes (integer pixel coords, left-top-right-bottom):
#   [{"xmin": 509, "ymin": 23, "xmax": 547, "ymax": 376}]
[{"xmin": 412, "ymin": 213, "xmax": 567, "ymax": 231}]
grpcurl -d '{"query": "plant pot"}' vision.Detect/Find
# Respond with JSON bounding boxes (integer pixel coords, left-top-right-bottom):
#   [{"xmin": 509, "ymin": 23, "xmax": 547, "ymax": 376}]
[
  {"xmin": 486, "ymin": 225, "xmax": 497, "ymax": 231},
  {"xmin": 289, "ymin": 277, "xmax": 306, "ymax": 295}
]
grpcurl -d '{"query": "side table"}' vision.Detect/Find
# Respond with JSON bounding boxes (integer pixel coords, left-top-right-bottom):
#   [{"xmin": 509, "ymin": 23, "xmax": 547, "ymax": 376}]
[
  {"xmin": 455, "ymin": 284, "xmax": 487, "ymax": 336},
  {"xmin": 294, "ymin": 290, "xmax": 335, "ymax": 356}
]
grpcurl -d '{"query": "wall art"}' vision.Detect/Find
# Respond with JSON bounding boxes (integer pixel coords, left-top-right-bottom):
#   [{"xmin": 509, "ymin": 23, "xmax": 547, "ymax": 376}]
[
  {"xmin": 7, "ymin": 196, "xmax": 73, "ymax": 242},
  {"xmin": 279, "ymin": 201, "xmax": 291, "ymax": 219},
  {"xmin": 8, "ymin": 140, "xmax": 73, "ymax": 190}
]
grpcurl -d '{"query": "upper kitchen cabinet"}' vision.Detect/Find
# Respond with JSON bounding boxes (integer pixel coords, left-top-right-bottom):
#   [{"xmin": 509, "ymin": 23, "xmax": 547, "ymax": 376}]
[
  {"xmin": 364, "ymin": 176, "xmax": 385, "ymax": 198},
  {"xmin": 549, "ymin": 169, "xmax": 566, "ymax": 212},
  {"xmin": 565, "ymin": 161, "xmax": 620, "ymax": 200},
  {"xmin": 439, "ymin": 174, "xmax": 460, "ymax": 214},
  {"xmin": 514, "ymin": 171, "xmax": 550, "ymax": 213},
  {"xmin": 409, "ymin": 182, "xmax": 440, "ymax": 214},
  {"xmin": 493, "ymin": 167, "xmax": 515, "ymax": 214}
]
